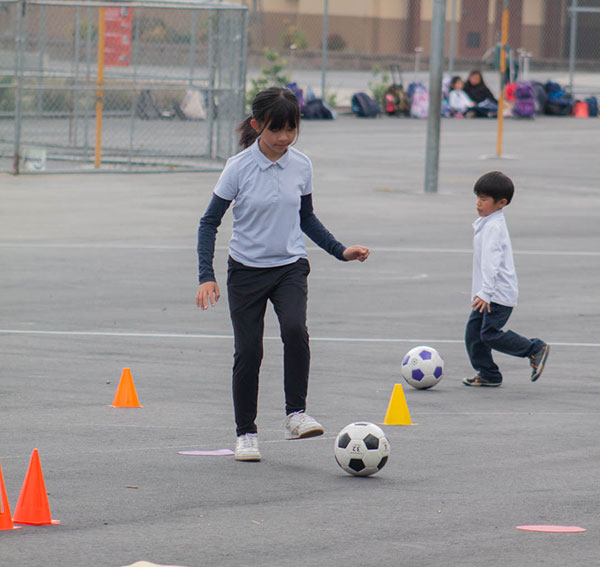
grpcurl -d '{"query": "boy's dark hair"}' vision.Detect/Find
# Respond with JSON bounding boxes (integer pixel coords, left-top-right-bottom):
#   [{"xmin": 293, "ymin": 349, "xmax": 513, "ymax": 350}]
[
  {"xmin": 237, "ymin": 87, "xmax": 301, "ymax": 149},
  {"xmin": 473, "ymin": 171, "xmax": 514, "ymax": 204}
]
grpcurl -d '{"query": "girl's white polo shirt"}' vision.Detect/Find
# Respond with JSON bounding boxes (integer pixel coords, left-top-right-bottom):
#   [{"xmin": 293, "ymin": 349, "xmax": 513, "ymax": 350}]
[{"xmin": 214, "ymin": 139, "xmax": 312, "ymax": 268}]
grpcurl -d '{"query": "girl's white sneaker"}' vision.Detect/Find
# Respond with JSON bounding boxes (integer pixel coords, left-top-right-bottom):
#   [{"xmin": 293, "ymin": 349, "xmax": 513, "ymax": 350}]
[
  {"xmin": 235, "ymin": 433, "xmax": 261, "ymax": 461},
  {"xmin": 282, "ymin": 412, "xmax": 324, "ymax": 440}
]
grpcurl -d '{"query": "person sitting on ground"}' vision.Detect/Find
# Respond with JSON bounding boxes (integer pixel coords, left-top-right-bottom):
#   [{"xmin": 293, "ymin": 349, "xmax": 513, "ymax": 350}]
[
  {"xmin": 448, "ymin": 76, "xmax": 476, "ymax": 117},
  {"xmin": 448, "ymin": 76, "xmax": 496, "ymax": 118},
  {"xmin": 463, "ymin": 70, "xmax": 498, "ymax": 117},
  {"xmin": 464, "ymin": 70, "xmax": 497, "ymax": 104}
]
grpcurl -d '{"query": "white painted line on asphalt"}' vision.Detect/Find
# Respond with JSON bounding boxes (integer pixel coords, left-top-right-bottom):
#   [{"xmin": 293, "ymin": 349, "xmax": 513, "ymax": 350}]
[
  {"xmin": 1, "ymin": 243, "xmax": 599, "ymax": 256},
  {"xmin": 1, "ymin": 328, "xmax": 599, "ymax": 347}
]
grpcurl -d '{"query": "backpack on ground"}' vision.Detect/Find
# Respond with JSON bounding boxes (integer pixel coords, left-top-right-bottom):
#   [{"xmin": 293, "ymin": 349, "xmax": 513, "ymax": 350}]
[
  {"xmin": 180, "ymin": 90, "xmax": 207, "ymax": 120},
  {"xmin": 531, "ymin": 82, "xmax": 548, "ymax": 114},
  {"xmin": 384, "ymin": 93, "xmax": 396, "ymax": 114},
  {"xmin": 384, "ymin": 85, "xmax": 410, "ymax": 116},
  {"xmin": 512, "ymin": 82, "xmax": 536, "ymax": 118},
  {"xmin": 286, "ymin": 82, "xmax": 305, "ymax": 111},
  {"xmin": 585, "ymin": 96, "xmax": 598, "ymax": 117},
  {"xmin": 351, "ymin": 92, "xmax": 381, "ymax": 118},
  {"xmin": 302, "ymin": 98, "xmax": 334, "ymax": 120},
  {"xmin": 544, "ymin": 80, "xmax": 572, "ymax": 115},
  {"xmin": 136, "ymin": 90, "xmax": 161, "ymax": 120},
  {"xmin": 408, "ymin": 82, "xmax": 428, "ymax": 118},
  {"xmin": 545, "ymin": 81, "xmax": 565, "ymax": 100}
]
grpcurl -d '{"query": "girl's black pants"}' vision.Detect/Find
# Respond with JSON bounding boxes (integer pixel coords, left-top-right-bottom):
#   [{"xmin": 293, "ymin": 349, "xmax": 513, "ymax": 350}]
[{"xmin": 227, "ymin": 256, "xmax": 310, "ymax": 436}]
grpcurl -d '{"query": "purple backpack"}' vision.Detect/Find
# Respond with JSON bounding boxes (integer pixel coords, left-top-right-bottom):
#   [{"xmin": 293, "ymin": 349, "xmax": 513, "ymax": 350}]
[
  {"xmin": 286, "ymin": 82, "xmax": 305, "ymax": 111},
  {"xmin": 513, "ymin": 82, "xmax": 536, "ymax": 118}
]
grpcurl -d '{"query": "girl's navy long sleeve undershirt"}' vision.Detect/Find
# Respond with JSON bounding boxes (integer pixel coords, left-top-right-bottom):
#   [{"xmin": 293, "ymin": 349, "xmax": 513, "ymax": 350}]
[{"xmin": 197, "ymin": 193, "xmax": 347, "ymax": 284}]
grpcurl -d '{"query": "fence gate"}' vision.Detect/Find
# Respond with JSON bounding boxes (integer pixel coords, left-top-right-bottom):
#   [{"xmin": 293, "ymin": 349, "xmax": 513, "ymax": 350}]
[{"xmin": 0, "ymin": 0, "xmax": 248, "ymax": 173}]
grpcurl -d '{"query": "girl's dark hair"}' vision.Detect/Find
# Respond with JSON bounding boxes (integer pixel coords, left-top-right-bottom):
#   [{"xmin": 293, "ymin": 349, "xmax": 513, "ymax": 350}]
[
  {"xmin": 237, "ymin": 87, "xmax": 301, "ymax": 149},
  {"xmin": 474, "ymin": 171, "xmax": 514, "ymax": 204},
  {"xmin": 450, "ymin": 75, "xmax": 462, "ymax": 90},
  {"xmin": 468, "ymin": 70, "xmax": 484, "ymax": 84}
]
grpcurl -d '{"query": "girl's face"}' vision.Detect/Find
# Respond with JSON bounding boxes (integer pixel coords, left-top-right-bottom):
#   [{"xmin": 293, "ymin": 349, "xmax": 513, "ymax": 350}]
[
  {"xmin": 454, "ymin": 79, "xmax": 464, "ymax": 90},
  {"xmin": 469, "ymin": 73, "xmax": 482, "ymax": 85},
  {"xmin": 251, "ymin": 119, "xmax": 297, "ymax": 161}
]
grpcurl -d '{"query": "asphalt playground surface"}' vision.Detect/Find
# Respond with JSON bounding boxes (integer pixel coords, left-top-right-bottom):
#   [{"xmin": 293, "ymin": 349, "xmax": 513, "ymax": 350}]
[{"xmin": 1, "ymin": 114, "xmax": 599, "ymax": 566}]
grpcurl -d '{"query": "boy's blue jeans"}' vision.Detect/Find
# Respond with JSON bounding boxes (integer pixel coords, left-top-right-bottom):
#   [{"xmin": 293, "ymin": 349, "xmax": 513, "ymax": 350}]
[{"xmin": 465, "ymin": 302, "xmax": 544, "ymax": 382}]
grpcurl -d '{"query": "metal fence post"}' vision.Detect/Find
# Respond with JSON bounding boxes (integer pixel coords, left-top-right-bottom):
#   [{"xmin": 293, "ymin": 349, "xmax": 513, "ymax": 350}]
[
  {"xmin": 568, "ymin": 0, "xmax": 578, "ymax": 97},
  {"xmin": 94, "ymin": 6, "xmax": 106, "ymax": 168},
  {"xmin": 128, "ymin": 6, "xmax": 141, "ymax": 169},
  {"xmin": 208, "ymin": 10, "xmax": 217, "ymax": 159},
  {"xmin": 189, "ymin": 10, "xmax": 198, "ymax": 86},
  {"xmin": 424, "ymin": 0, "xmax": 446, "ymax": 194},
  {"xmin": 83, "ymin": 5, "xmax": 92, "ymax": 159},
  {"xmin": 238, "ymin": 8, "xmax": 249, "ymax": 138},
  {"xmin": 448, "ymin": 0, "xmax": 457, "ymax": 77},
  {"xmin": 72, "ymin": 6, "xmax": 81, "ymax": 147},
  {"xmin": 37, "ymin": 5, "xmax": 46, "ymax": 115},
  {"xmin": 321, "ymin": 0, "xmax": 328, "ymax": 99},
  {"xmin": 12, "ymin": 0, "xmax": 26, "ymax": 174}
]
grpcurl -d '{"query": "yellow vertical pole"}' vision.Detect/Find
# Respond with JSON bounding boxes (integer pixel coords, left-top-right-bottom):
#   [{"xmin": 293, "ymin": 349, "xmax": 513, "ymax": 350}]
[
  {"xmin": 95, "ymin": 7, "xmax": 106, "ymax": 168},
  {"xmin": 496, "ymin": 1, "xmax": 509, "ymax": 157}
]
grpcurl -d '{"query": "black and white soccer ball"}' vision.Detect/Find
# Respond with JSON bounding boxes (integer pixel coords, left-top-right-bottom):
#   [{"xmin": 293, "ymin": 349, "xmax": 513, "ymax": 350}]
[
  {"xmin": 334, "ymin": 422, "xmax": 390, "ymax": 477},
  {"xmin": 401, "ymin": 345, "xmax": 444, "ymax": 389}
]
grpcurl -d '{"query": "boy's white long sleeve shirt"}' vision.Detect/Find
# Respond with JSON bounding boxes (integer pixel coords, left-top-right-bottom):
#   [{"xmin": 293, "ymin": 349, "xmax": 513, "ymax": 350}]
[{"xmin": 472, "ymin": 209, "xmax": 518, "ymax": 307}]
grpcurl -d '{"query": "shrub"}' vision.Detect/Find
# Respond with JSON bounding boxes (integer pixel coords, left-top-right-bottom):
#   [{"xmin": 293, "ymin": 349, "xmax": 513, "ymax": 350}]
[{"xmin": 327, "ymin": 33, "xmax": 346, "ymax": 51}]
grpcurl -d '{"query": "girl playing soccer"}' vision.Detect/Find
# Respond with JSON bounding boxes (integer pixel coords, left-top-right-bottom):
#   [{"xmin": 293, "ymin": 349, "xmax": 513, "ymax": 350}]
[{"xmin": 196, "ymin": 87, "xmax": 369, "ymax": 461}]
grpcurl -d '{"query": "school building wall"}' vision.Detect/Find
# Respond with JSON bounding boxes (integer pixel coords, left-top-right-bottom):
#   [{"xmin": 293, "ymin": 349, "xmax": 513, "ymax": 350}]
[{"xmin": 249, "ymin": 0, "xmax": 600, "ymax": 62}]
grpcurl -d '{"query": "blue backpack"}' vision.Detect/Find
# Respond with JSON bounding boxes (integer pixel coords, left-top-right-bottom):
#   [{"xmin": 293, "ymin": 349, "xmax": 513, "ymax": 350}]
[
  {"xmin": 544, "ymin": 80, "xmax": 572, "ymax": 115},
  {"xmin": 585, "ymin": 96, "xmax": 598, "ymax": 117},
  {"xmin": 351, "ymin": 92, "xmax": 381, "ymax": 118}
]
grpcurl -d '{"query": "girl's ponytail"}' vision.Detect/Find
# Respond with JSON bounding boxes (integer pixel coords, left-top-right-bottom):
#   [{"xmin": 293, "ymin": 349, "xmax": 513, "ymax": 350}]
[{"xmin": 237, "ymin": 115, "xmax": 258, "ymax": 149}]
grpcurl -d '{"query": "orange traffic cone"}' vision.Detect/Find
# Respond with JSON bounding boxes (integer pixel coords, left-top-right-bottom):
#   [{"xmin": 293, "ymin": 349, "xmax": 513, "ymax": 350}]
[
  {"xmin": 12, "ymin": 449, "xmax": 59, "ymax": 525},
  {"xmin": 0, "ymin": 463, "xmax": 21, "ymax": 531},
  {"xmin": 111, "ymin": 368, "xmax": 142, "ymax": 408},
  {"xmin": 573, "ymin": 101, "xmax": 589, "ymax": 118}
]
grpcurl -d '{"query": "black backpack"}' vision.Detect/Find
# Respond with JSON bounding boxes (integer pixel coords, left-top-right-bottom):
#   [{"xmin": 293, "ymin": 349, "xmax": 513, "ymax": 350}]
[
  {"xmin": 351, "ymin": 92, "xmax": 381, "ymax": 118},
  {"xmin": 301, "ymin": 98, "xmax": 334, "ymax": 120},
  {"xmin": 135, "ymin": 89, "xmax": 161, "ymax": 120}
]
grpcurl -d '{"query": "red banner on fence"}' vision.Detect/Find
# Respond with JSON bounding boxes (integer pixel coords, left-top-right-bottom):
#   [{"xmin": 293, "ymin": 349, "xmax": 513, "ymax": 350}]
[{"xmin": 104, "ymin": 7, "xmax": 132, "ymax": 67}]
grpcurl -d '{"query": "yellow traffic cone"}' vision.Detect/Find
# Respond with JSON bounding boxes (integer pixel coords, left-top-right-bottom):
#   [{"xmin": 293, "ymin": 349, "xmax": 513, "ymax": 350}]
[{"xmin": 382, "ymin": 384, "xmax": 412, "ymax": 425}]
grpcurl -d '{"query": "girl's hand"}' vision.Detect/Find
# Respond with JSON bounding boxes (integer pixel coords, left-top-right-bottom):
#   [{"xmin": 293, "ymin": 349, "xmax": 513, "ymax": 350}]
[
  {"xmin": 472, "ymin": 296, "xmax": 490, "ymax": 313},
  {"xmin": 343, "ymin": 245, "xmax": 370, "ymax": 262},
  {"xmin": 196, "ymin": 282, "xmax": 220, "ymax": 310}
]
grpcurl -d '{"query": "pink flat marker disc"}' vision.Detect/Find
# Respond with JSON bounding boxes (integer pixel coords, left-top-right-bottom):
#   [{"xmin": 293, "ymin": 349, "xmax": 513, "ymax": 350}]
[
  {"xmin": 178, "ymin": 449, "xmax": 234, "ymax": 456},
  {"xmin": 516, "ymin": 525, "xmax": 586, "ymax": 533}
]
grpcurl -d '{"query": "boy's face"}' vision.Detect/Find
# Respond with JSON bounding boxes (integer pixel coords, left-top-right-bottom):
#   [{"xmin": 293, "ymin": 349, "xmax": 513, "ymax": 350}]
[{"xmin": 476, "ymin": 194, "xmax": 508, "ymax": 217}]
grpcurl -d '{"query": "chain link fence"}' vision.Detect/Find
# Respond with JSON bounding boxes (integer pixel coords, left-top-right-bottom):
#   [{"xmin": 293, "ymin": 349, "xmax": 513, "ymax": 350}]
[
  {"xmin": 1, "ymin": 0, "xmax": 248, "ymax": 173},
  {"xmin": 242, "ymin": 0, "xmax": 600, "ymax": 108},
  {"xmin": 2, "ymin": 1, "xmax": 599, "ymax": 173}
]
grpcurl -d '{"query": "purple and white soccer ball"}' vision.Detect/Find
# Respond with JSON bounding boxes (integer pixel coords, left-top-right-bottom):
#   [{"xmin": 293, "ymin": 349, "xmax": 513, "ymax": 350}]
[
  {"xmin": 334, "ymin": 422, "xmax": 390, "ymax": 477},
  {"xmin": 401, "ymin": 346, "xmax": 444, "ymax": 389}
]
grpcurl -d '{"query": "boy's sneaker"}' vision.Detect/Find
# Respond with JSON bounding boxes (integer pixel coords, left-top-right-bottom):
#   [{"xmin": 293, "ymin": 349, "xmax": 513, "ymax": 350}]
[
  {"xmin": 234, "ymin": 433, "xmax": 261, "ymax": 461},
  {"xmin": 462, "ymin": 374, "xmax": 502, "ymax": 387},
  {"xmin": 530, "ymin": 343, "xmax": 550, "ymax": 382},
  {"xmin": 282, "ymin": 412, "xmax": 324, "ymax": 440}
]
